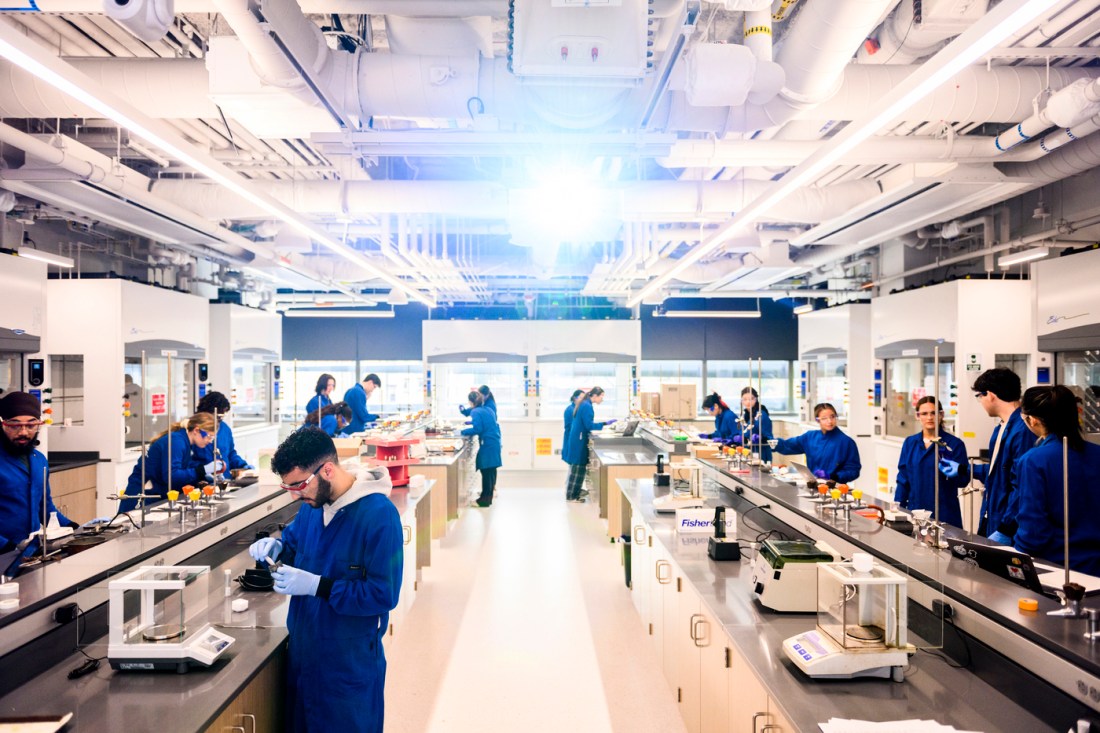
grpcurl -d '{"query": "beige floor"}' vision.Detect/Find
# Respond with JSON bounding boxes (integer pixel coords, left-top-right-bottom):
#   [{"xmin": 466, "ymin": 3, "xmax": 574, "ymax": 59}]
[{"xmin": 384, "ymin": 486, "xmax": 688, "ymax": 733}]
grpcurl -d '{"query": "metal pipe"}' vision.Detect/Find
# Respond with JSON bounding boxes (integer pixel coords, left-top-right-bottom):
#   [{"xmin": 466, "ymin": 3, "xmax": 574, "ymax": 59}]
[
  {"xmin": 1063, "ymin": 436, "xmax": 1070, "ymax": 588},
  {"xmin": 933, "ymin": 345, "xmax": 940, "ymax": 528},
  {"xmin": 140, "ymin": 350, "xmax": 147, "ymax": 511}
]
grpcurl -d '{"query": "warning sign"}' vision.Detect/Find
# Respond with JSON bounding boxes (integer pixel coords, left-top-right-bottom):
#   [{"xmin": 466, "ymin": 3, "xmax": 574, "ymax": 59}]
[
  {"xmin": 150, "ymin": 393, "xmax": 167, "ymax": 416},
  {"xmin": 535, "ymin": 438, "xmax": 552, "ymax": 456},
  {"xmin": 878, "ymin": 466, "xmax": 889, "ymax": 487}
]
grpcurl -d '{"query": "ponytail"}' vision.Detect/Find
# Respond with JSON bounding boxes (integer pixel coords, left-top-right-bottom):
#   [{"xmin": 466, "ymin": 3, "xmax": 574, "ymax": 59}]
[
  {"xmin": 151, "ymin": 412, "xmax": 216, "ymax": 443},
  {"xmin": 702, "ymin": 392, "xmax": 729, "ymax": 412},
  {"xmin": 468, "ymin": 391, "xmax": 485, "ymax": 408},
  {"xmin": 1021, "ymin": 385, "xmax": 1085, "ymax": 451},
  {"xmin": 574, "ymin": 386, "xmax": 604, "ymax": 416}
]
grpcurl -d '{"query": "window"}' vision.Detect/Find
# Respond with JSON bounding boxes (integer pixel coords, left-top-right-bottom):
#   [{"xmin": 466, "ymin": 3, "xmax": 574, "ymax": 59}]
[
  {"xmin": 539, "ymin": 362, "xmax": 633, "ymax": 420},
  {"xmin": 231, "ymin": 359, "xmax": 270, "ymax": 425},
  {"xmin": 706, "ymin": 360, "xmax": 791, "ymax": 414},
  {"xmin": 806, "ymin": 357, "xmax": 848, "ymax": 422},
  {"xmin": 433, "ymin": 362, "xmax": 527, "ymax": 419},
  {"xmin": 279, "ymin": 360, "xmax": 358, "ymax": 423},
  {"xmin": 884, "ymin": 358, "xmax": 954, "ymax": 439},
  {"xmin": 365, "ymin": 361, "xmax": 425, "ymax": 415},
  {"xmin": 639, "ymin": 360, "xmax": 704, "ymax": 411},
  {"xmin": 124, "ymin": 356, "xmax": 195, "ymax": 447},
  {"xmin": 50, "ymin": 354, "xmax": 84, "ymax": 426},
  {"xmin": 1056, "ymin": 351, "xmax": 1100, "ymax": 436}
]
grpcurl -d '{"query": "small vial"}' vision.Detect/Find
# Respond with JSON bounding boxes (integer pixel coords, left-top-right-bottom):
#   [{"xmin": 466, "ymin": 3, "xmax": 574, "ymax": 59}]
[{"xmin": 224, "ymin": 568, "xmax": 232, "ymax": 597}]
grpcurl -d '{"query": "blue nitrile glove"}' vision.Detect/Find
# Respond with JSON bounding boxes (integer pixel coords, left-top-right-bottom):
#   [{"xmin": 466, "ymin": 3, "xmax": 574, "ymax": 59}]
[
  {"xmin": 272, "ymin": 564, "xmax": 321, "ymax": 596},
  {"xmin": 605, "ymin": 418, "xmax": 617, "ymax": 425},
  {"xmin": 814, "ymin": 469, "xmax": 828, "ymax": 479},
  {"xmin": 731, "ymin": 434, "xmax": 743, "ymax": 445},
  {"xmin": 938, "ymin": 458, "xmax": 960, "ymax": 478},
  {"xmin": 249, "ymin": 537, "xmax": 282, "ymax": 563},
  {"xmin": 82, "ymin": 517, "xmax": 113, "ymax": 529},
  {"xmin": 698, "ymin": 432, "xmax": 710, "ymax": 439},
  {"xmin": 989, "ymin": 530, "xmax": 1014, "ymax": 545},
  {"xmin": 751, "ymin": 434, "xmax": 760, "ymax": 444}
]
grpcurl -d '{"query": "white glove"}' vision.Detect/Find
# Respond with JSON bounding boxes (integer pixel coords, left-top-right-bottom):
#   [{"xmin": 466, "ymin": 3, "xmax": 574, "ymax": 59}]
[{"xmin": 203, "ymin": 461, "xmax": 218, "ymax": 477}]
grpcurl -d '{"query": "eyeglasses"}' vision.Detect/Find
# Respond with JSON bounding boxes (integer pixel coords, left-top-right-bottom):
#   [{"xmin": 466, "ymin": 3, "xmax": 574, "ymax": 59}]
[
  {"xmin": 974, "ymin": 391, "xmax": 987, "ymax": 398},
  {"xmin": 816, "ymin": 415, "xmax": 838, "ymax": 423},
  {"xmin": 279, "ymin": 463, "xmax": 326, "ymax": 492},
  {"xmin": 2, "ymin": 420, "xmax": 44, "ymax": 432},
  {"xmin": 199, "ymin": 430, "xmax": 210, "ymax": 439},
  {"xmin": 916, "ymin": 411, "xmax": 939, "ymax": 418}
]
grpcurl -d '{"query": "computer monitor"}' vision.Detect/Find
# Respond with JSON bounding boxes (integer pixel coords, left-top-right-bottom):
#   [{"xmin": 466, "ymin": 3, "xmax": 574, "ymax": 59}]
[
  {"xmin": 787, "ymin": 461, "xmax": 818, "ymax": 482},
  {"xmin": 948, "ymin": 537, "xmax": 1044, "ymax": 594},
  {"xmin": 621, "ymin": 419, "xmax": 639, "ymax": 437}
]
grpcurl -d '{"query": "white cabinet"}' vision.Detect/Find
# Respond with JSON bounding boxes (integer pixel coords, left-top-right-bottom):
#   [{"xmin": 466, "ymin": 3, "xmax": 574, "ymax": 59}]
[
  {"xmin": 728, "ymin": 640, "xmax": 771, "ymax": 733},
  {"xmin": 673, "ymin": 579, "xmax": 703, "ymax": 732},
  {"xmin": 698, "ymin": 609, "xmax": 729, "ymax": 733},
  {"xmin": 630, "ymin": 508, "xmax": 650, "ymax": 621},
  {"xmin": 383, "ymin": 506, "xmax": 418, "ymax": 648},
  {"xmin": 652, "ymin": 541, "xmax": 673, "ymax": 675}
]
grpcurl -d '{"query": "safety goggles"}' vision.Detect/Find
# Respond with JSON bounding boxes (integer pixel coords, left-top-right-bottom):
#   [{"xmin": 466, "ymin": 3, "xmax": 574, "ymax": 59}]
[
  {"xmin": 1, "ymin": 420, "xmax": 44, "ymax": 433},
  {"xmin": 279, "ymin": 463, "xmax": 327, "ymax": 492}
]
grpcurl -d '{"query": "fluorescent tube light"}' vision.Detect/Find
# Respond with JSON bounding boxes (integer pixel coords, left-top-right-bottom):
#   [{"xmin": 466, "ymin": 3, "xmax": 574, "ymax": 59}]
[
  {"xmin": 0, "ymin": 24, "xmax": 433, "ymax": 308},
  {"xmin": 659, "ymin": 310, "xmax": 761, "ymax": 319},
  {"xmin": 793, "ymin": 303, "xmax": 814, "ymax": 315},
  {"xmin": 18, "ymin": 246, "xmax": 74, "ymax": 268},
  {"xmin": 627, "ymin": 0, "xmax": 1061, "ymax": 307},
  {"xmin": 998, "ymin": 247, "xmax": 1049, "ymax": 268},
  {"xmin": 282, "ymin": 309, "xmax": 395, "ymax": 318}
]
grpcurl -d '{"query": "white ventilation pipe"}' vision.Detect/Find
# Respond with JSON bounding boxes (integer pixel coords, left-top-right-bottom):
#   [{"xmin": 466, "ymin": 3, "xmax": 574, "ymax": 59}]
[
  {"xmin": 644, "ymin": 257, "xmax": 757, "ymax": 284},
  {"xmin": 998, "ymin": 128, "xmax": 1100, "ymax": 182},
  {"xmin": 30, "ymin": 0, "xmax": 508, "ymax": 14},
  {"xmin": 743, "ymin": 10, "xmax": 773, "ymax": 62},
  {"xmin": 724, "ymin": 0, "xmax": 897, "ymax": 131},
  {"xmin": 149, "ymin": 178, "xmax": 880, "ymax": 224},
  {"xmin": 857, "ymin": 0, "xmax": 990, "ymax": 65}
]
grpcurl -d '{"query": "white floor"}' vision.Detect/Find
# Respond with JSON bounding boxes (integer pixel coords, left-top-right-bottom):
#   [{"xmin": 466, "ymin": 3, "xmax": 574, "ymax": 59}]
[{"xmin": 384, "ymin": 486, "xmax": 687, "ymax": 733}]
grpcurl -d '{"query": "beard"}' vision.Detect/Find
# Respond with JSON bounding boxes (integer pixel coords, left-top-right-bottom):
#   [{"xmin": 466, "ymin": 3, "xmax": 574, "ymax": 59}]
[
  {"xmin": 304, "ymin": 474, "xmax": 336, "ymax": 507},
  {"xmin": 0, "ymin": 429, "xmax": 37, "ymax": 455}
]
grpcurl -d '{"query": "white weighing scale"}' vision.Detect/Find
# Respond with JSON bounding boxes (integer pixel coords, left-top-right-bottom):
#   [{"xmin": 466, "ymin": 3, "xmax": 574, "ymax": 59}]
[
  {"xmin": 653, "ymin": 460, "xmax": 705, "ymax": 513},
  {"xmin": 782, "ymin": 554, "xmax": 914, "ymax": 682},
  {"xmin": 107, "ymin": 565, "xmax": 235, "ymax": 673}
]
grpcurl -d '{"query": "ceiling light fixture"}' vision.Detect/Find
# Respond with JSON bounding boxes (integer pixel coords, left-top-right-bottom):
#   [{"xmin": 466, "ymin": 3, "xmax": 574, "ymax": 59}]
[
  {"xmin": 656, "ymin": 309, "xmax": 761, "ymax": 319},
  {"xmin": 0, "ymin": 24, "xmax": 434, "ymax": 308},
  {"xmin": 793, "ymin": 302, "xmax": 814, "ymax": 315},
  {"xmin": 17, "ymin": 246, "xmax": 74, "ymax": 268},
  {"xmin": 998, "ymin": 246, "xmax": 1050, "ymax": 268},
  {"xmin": 626, "ymin": 0, "xmax": 1061, "ymax": 308},
  {"xmin": 282, "ymin": 309, "xmax": 396, "ymax": 319}
]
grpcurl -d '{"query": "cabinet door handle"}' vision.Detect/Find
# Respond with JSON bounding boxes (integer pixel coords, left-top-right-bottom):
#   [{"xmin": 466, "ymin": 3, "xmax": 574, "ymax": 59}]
[
  {"xmin": 761, "ymin": 726, "xmax": 781, "ymax": 733},
  {"xmin": 403, "ymin": 526, "xmax": 412, "ymax": 545},
  {"xmin": 655, "ymin": 559, "xmax": 671, "ymax": 584},
  {"xmin": 691, "ymin": 615, "xmax": 709, "ymax": 647},
  {"xmin": 238, "ymin": 714, "xmax": 256, "ymax": 733},
  {"xmin": 752, "ymin": 712, "xmax": 769, "ymax": 733},
  {"xmin": 633, "ymin": 525, "xmax": 646, "ymax": 544}
]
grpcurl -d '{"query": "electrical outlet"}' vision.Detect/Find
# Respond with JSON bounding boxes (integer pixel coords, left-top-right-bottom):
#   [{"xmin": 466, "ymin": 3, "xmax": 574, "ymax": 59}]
[{"xmin": 932, "ymin": 599, "xmax": 954, "ymax": 620}]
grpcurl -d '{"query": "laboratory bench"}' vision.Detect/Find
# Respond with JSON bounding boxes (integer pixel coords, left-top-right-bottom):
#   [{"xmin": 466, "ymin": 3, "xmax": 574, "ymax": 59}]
[
  {"xmin": 0, "ymin": 481, "xmax": 436, "ymax": 732},
  {"xmin": 620, "ymin": 478, "xmax": 1062, "ymax": 733}
]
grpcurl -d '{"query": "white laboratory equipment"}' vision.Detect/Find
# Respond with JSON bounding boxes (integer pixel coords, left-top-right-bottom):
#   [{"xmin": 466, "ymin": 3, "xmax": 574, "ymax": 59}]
[
  {"xmin": 752, "ymin": 539, "xmax": 841, "ymax": 613},
  {"xmin": 107, "ymin": 565, "xmax": 234, "ymax": 673},
  {"xmin": 782, "ymin": 554, "xmax": 915, "ymax": 681}
]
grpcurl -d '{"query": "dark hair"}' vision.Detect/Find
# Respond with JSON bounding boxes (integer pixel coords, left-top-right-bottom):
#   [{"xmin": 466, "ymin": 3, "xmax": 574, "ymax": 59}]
[
  {"xmin": 813, "ymin": 402, "xmax": 838, "ymax": 419},
  {"xmin": 570, "ymin": 389, "xmax": 584, "ymax": 402},
  {"xmin": 197, "ymin": 391, "xmax": 231, "ymax": 415},
  {"xmin": 305, "ymin": 401, "xmax": 353, "ymax": 426},
  {"xmin": 973, "ymin": 368, "xmax": 1022, "ymax": 402},
  {"xmin": 740, "ymin": 386, "xmax": 769, "ymax": 421},
  {"xmin": 468, "ymin": 391, "xmax": 484, "ymax": 408},
  {"xmin": 272, "ymin": 426, "xmax": 338, "ymax": 476},
  {"xmin": 1021, "ymin": 385, "xmax": 1085, "ymax": 451},
  {"xmin": 315, "ymin": 373, "xmax": 335, "ymax": 395},
  {"xmin": 702, "ymin": 393, "xmax": 729, "ymax": 411},
  {"xmin": 363, "ymin": 373, "xmax": 381, "ymax": 387},
  {"xmin": 477, "ymin": 385, "xmax": 493, "ymax": 402},
  {"xmin": 915, "ymin": 396, "xmax": 944, "ymax": 425},
  {"xmin": 574, "ymin": 386, "xmax": 604, "ymax": 416}
]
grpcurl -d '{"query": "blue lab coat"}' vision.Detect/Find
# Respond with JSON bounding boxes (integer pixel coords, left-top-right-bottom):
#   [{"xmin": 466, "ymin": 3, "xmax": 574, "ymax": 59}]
[
  {"xmin": 279, "ymin": 492, "xmax": 403, "ymax": 733},
  {"xmin": 972, "ymin": 409, "xmax": 1033, "ymax": 539},
  {"xmin": 343, "ymin": 383, "xmax": 379, "ymax": 434},
  {"xmin": 122, "ymin": 429, "xmax": 204, "ymax": 512},
  {"xmin": 775, "ymin": 428, "xmax": 861, "ymax": 483},
  {"xmin": 1013, "ymin": 437, "xmax": 1100, "ymax": 576},
  {"xmin": 191, "ymin": 422, "xmax": 251, "ymax": 479},
  {"xmin": 0, "ymin": 444, "xmax": 74, "ymax": 554},
  {"xmin": 319, "ymin": 414, "xmax": 347, "ymax": 437},
  {"xmin": 461, "ymin": 405, "xmax": 502, "ymax": 470},
  {"xmin": 564, "ymin": 400, "xmax": 605, "ymax": 467},
  {"xmin": 304, "ymin": 394, "xmax": 332, "ymax": 425},
  {"xmin": 702, "ymin": 408, "xmax": 739, "ymax": 442},
  {"xmin": 893, "ymin": 430, "xmax": 970, "ymax": 528},
  {"xmin": 738, "ymin": 407, "xmax": 774, "ymax": 462},
  {"xmin": 562, "ymin": 402, "xmax": 576, "ymax": 464},
  {"xmin": 460, "ymin": 396, "xmax": 497, "ymax": 417}
]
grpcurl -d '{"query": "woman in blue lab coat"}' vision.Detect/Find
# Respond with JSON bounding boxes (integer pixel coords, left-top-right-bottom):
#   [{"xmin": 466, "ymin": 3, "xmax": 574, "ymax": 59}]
[
  {"xmin": 462, "ymin": 391, "xmax": 502, "ymax": 507},
  {"xmin": 304, "ymin": 402, "xmax": 353, "ymax": 437},
  {"xmin": 1013, "ymin": 386, "xmax": 1100, "ymax": 575},
  {"xmin": 122, "ymin": 413, "xmax": 217, "ymax": 511},
  {"xmin": 460, "ymin": 385, "xmax": 497, "ymax": 417},
  {"xmin": 563, "ymin": 387, "xmax": 615, "ymax": 503},
  {"xmin": 304, "ymin": 373, "xmax": 335, "ymax": 426},
  {"xmin": 774, "ymin": 402, "xmax": 861, "ymax": 483},
  {"xmin": 563, "ymin": 389, "xmax": 584, "ymax": 464},
  {"xmin": 739, "ymin": 387, "xmax": 775, "ymax": 463},
  {"xmin": 191, "ymin": 392, "xmax": 253, "ymax": 480},
  {"xmin": 892, "ymin": 397, "xmax": 970, "ymax": 528},
  {"xmin": 699, "ymin": 393, "xmax": 739, "ymax": 442}
]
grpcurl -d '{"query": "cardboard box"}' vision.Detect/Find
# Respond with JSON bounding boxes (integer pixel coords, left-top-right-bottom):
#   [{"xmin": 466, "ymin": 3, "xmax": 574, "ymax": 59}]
[
  {"xmin": 692, "ymin": 444, "xmax": 721, "ymax": 460},
  {"xmin": 640, "ymin": 392, "xmax": 661, "ymax": 414},
  {"xmin": 660, "ymin": 383, "xmax": 697, "ymax": 419},
  {"xmin": 332, "ymin": 437, "xmax": 362, "ymax": 458}
]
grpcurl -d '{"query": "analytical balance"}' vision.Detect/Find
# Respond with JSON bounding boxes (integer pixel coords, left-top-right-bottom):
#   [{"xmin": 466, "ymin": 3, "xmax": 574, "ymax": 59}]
[
  {"xmin": 654, "ymin": 460, "xmax": 705, "ymax": 513},
  {"xmin": 107, "ymin": 565, "xmax": 235, "ymax": 673},
  {"xmin": 751, "ymin": 540, "xmax": 839, "ymax": 612},
  {"xmin": 782, "ymin": 554, "xmax": 914, "ymax": 681}
]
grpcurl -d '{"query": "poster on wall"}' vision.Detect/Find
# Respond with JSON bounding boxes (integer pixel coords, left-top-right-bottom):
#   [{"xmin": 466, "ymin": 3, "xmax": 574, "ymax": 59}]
[{"xmin": 150, "ymin": 392, "xmax": 167, "ymax": 416}]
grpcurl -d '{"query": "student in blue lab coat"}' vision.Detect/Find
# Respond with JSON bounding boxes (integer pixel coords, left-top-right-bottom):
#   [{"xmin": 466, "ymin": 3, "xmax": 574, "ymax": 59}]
[
  {"xmin": 304, "ymin": 401, "xmax": 353, "ymax": 437},
  {"xmin": 191, "ymin": 392, "xmax": 253, "ymax": 480},
  {"xmin": 304, "ymin": 373, "xmax": 335, "ymax": 426},
  {"xmin": 460, "ymin": 385, "xmax": 497, "ymax": 417},
  {"xmin": 461, "ymin": 391, "xmax": 503, "ymax": 507},
  {"xmin": 248, "ymin": 427, "xmax": 401, "ymax": 733},
  {"xmin": 970, "ymin": 368, "xmax": 1034, "ymax": 544},
  {"xmin": 774, "ymin": 402, "xmax": 861, "ymax": 483},
  {"xmin": 1013, "ymin": 385, "xmax": 1100, "ymax": 575},
  {"xmin": 738, "ymin": 387, "xmax": 774, "ymax": 463},
  {"xmin": 564, "ymin": 386, "xmax": 616, "ymax": 503},
  {"xmin": 892, "ymin": 397, "xmax": 970, "ymax": 528},
  {"xmin": 344, "ymin": 373, "xmax": 381, "ymax": 434},
  {"xmin": 0, "ymin": 392, "xmax": 77, "ymax": 556},
  {"xmin": 699, "ymin": 393, "xmax": 739, "ymax": 442},
  {"xmin": 122, "ymin": 413, "xmax": 217, "ymax": 511},
  {"xmin": 563, "ymin": 389, "xmax": 585, "ymax": 464}
]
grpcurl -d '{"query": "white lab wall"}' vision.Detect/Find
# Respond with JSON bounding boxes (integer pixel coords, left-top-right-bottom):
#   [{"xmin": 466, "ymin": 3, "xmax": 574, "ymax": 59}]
[
  {"xmin": 208, "ymin": 303, "xmax": 281, "ymax": 392},
  {"xmin": 423, "ymin": 320, "xmax": 641, "ymax": 471},
  {"xmin": 0, "ymin": 256, "xmax": 49, "ymax": 449},
  {"xmin": 870, "ymin": 280, "xmax": 1035, "ymax": 498},
  {"xmin": 1034, "ymin": 247, "xmax": 1100, "ymax": 338}
]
